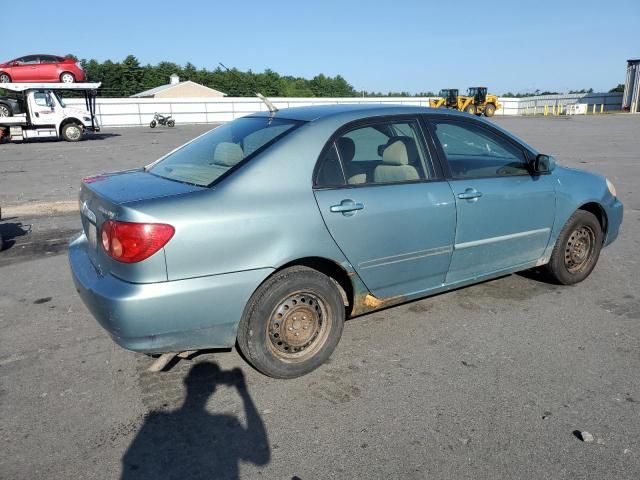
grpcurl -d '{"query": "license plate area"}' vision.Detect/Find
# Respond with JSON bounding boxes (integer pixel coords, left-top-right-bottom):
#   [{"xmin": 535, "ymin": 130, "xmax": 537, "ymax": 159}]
[
  {"xmin": 81, "ymin": 202, "xmax": 98, "ymax": 250},
  {"xmin": 87, "ymin": 222, "xmax": 97, "ymax": 250}
]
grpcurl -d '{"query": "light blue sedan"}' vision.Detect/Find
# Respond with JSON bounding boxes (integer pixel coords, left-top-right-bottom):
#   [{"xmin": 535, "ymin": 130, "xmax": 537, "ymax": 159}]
[{"xmin": 69, "ymin": 105, "xmax": 623, "ymax": 378}]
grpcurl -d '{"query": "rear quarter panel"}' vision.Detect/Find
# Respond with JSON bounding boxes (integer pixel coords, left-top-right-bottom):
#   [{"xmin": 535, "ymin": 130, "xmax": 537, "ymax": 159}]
[{"xmin": 140, "ymin": 120, "xmax": 355, "ymax": 281}]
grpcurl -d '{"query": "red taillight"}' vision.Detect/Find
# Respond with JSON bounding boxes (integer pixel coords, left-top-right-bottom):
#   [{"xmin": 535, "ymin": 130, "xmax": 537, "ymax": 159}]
[{"xmin": 100, "ymin": 220, "xmax": 174, "ymax": 263}]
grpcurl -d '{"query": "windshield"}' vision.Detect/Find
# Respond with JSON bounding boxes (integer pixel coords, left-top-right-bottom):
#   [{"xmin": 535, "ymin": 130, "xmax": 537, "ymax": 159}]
[
  {"xmin": 148, "ymin": 117, "xmax": 301, "ymax": 187},
  {"xmin": 53, "ymin": 92, "xmax": 66, "ymax": 108}
]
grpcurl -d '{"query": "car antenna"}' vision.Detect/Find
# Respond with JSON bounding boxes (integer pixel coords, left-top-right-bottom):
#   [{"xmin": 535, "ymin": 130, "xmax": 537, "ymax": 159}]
[{"xmin": 218, "ymin": 62, "xmax": 278, "ymax": 114}]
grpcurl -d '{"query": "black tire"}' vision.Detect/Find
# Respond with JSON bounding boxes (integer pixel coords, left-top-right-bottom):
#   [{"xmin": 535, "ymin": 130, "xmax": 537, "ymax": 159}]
[
  {"xmin": 167, "ymin": 119, "xmax": 175, "ymax": 127},
  {"xmin": 149, "ymin": 120, "xmax": 157, "ymax": 128},
  {"xmin": 0, "ymin": 234, "xmax": 4, "ymax": 252},
  {"xmin": 484, "ymin": 103, "xmax": 496, "ymax": 117},
  {"xmin": 0, "ymin": 72, "xmax": 11, "ymax": 83},
  {"xmin": 0, "ymin": 103, "xmax": 11, "ymax": 117},
  {"xmin": 60, "ymin": 72, "xmax": 76, "ymax": 83},
  {"xmin": 545, "ymin": 210, "xmax": 603, "ymax": 285},
  {"xmin": 61, "ymin": 122, "xmax": 83, "ymax": 142},
  {"xmin": 237, "ymin": 266, "xmax": 345, "ymax": 379},
  {"xmin": 465, "ymin": 104, "xmax": 476, "ymax": 114}
]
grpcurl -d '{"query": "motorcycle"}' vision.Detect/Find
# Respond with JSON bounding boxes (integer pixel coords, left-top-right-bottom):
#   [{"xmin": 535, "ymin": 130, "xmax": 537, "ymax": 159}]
[{"xmin": 149, "ymin": 112, "xmax": 175, "ymax": 128}]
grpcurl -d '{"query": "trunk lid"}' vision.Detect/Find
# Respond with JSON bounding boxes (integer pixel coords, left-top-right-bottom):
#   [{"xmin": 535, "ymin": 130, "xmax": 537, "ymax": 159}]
[{"xmin": 79, "ymin": 169, "xmax": 205, "ymax": 281}]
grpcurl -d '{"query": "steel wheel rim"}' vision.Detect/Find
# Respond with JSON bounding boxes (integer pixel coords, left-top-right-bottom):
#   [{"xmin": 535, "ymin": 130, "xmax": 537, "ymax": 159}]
[
  {"xmin": 267, "ymin": 291, "xmax": 331, "ymax": 362},
  {"xmin": 66, "ymin": 125, "xmax": 81, "ymax": 140},
  {"xmin": 0, "ymin": 105, "xmax": 9, "ymax": 117},
  {"xmin": 61, "ymin": 73, "xmax": 74, "ymax": 83},
  {"xmin": 564, "ymin": 225, "xmax": 595, "ymax": 273}
]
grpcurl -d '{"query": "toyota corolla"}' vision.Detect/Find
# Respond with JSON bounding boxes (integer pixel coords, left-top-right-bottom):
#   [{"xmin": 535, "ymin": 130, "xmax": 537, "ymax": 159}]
[{"xmin": 69, "ymin": 104, "xmax": 623, "ymax": 378}]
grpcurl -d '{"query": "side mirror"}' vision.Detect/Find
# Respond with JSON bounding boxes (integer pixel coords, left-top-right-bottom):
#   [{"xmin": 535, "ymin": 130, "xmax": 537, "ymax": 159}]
[{"xmin": 531, "ymin": 154, "xmax": 555, "ymax": 173}]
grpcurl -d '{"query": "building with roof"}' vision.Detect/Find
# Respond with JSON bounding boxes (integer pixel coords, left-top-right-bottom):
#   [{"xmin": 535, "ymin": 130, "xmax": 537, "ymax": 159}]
[{"xmin": 131, "ymin": 74, "xmax": 225, "ymax": 98}]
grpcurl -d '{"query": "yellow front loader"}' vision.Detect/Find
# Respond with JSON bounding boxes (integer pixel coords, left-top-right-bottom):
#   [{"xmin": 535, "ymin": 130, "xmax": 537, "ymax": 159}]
[
  {"xmin": 429, "ymin": 89, "xmax": 459, "ymax": 109},
  {"xmin": 459, "ymin": 87, "xmax": 501, "ymax": 117}
]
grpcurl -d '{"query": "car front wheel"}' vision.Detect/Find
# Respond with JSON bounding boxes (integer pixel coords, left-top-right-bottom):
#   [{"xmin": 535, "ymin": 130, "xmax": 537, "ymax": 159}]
[
  {"xmin": 0, "ymin": 73, "xmax": 10, "ymax": 83},
  {"xmin": 237, "ymin": 266, "xmax": 345, "ymax": 378},
  {"xmin": 545, "ymin": 210, "xmax": 603, "ymax": 285},
  {"xmin": 61, "ymin": 123, "xmax": 83, "ymax": 142}
]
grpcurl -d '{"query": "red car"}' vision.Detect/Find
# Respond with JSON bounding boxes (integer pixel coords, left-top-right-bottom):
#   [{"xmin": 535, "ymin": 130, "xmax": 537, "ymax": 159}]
[{"xmin": 0, "ymin": 54, "xmax": 85, "ymax": 83}]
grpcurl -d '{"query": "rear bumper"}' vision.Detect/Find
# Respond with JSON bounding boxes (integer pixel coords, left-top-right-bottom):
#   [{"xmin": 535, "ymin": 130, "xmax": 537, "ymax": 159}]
[{"xmin": 68, "ymin": 233, "xmax": 273, "ymax": 353}]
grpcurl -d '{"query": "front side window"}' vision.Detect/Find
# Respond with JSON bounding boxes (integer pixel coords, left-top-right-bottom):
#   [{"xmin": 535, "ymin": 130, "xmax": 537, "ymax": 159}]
[
  {"xmin": 148, "ymin": 117, "xmax": 301, "ymax": 187},
  {"xmin": 316, "ymin": 119, "xmax": 432, "ymax": 187},
  {"xmin": 33, "ymin": 92, "xmax": 53, "ymax": 108},
  {"xmin": 18, "ymin": 56, "xmax": 39, "ymax": 65},
  {"xmin": 431, "ymin": 120, "xmax": 528, "ymax": 178}
]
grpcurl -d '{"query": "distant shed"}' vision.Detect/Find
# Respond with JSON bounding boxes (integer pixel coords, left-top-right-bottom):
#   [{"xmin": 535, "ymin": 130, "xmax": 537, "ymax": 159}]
[
  {"xmin": 623, "ymin": 59, "xmax": 640, "ymax": 113},
  {"xmin": 131, "ymin": 74, "xmax": 225, "ymax": 98}
]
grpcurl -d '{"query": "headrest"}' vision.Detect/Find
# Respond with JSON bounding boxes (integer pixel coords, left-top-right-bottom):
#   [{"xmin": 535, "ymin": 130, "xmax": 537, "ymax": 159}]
[
  {"xmin": 383, "ymin": 136, "xmax": 419, "ymax": 163},
  {"xmin": 336, "ymin": 137, "xmax": 355, "ymax": 163},
  {"xmin": 382, "ymin": 140, "xmax": 409, "ymax": 166},
  {"xmin": 213, "ymin": 142, "xmax": 244, "ymax": 167}
]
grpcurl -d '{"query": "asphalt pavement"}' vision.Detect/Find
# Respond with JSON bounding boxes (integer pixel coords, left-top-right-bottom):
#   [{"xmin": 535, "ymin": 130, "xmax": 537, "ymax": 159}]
[{"xmin": 1, "ymin": 115, "xmax": 639, "ymax": 479}]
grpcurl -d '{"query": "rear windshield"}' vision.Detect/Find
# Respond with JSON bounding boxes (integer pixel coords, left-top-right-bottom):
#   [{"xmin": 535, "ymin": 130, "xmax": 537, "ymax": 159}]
[{"xmin": 148, "ymin": 117, "xmax": 301, "ymax": 186}]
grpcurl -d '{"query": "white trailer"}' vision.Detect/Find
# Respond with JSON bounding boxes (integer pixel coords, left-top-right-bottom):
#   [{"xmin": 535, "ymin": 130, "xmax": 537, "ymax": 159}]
[{"xmin": 0, "ymin": 82, "xmax": 101, "ymax": 142}]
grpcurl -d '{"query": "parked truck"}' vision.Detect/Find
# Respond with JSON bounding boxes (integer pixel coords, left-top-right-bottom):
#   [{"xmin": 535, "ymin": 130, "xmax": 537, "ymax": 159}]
[{"xmin": 0, "ymin": 82, "xmax": 100, "ymax": 142}]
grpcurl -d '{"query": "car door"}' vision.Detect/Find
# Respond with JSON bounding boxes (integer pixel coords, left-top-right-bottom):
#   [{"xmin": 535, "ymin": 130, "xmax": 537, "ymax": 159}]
[
  {"xmin": 38, "ymin": 56, "xmax": 61, "ymax": 81},
  {"xmin": 313, "ymin": 117, "xmax": 456, "ymax": 299},
  {"xmin": 11, "ymin": 55, "xmax": 41, "ymax": 81},
  {"xmin": 426, "ymin": 117, "xmax": 556, "ymax": 284},
  {"xmin": 28, "ymin": 91, "xmax": 58, "ymax": 125}
]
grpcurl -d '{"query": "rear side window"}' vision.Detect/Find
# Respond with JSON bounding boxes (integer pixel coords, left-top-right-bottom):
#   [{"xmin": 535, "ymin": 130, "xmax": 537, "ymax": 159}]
[
  {"xmin": 149, "ymin": 117, "xmax": 301, "ymax": 187},
  {"xmin": 431, "ymin": 120, "xmax": 528, "ymax": 178},
  {"xmin": 40, "ymin": 56, "xmax": 61, "ymax": 64},
  {"xmin": 315, "ymin": 118, "xmax": 433, "ymax": 187}
]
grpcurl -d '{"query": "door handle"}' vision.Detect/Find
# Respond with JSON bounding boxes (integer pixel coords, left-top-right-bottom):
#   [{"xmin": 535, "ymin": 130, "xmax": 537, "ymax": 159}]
[
  {"xmin": 457, "ymin": 188, "xmax": 483, "ymax": 200},
  {"xmin": 330, "ymin": 199, "xmax": 364, "ymax": 216}
]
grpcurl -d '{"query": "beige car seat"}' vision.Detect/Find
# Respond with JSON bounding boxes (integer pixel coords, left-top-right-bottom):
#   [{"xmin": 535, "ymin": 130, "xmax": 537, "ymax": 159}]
[{"xmin": 374, "ymin": 139, "xmax": 420, "ymax": 183}]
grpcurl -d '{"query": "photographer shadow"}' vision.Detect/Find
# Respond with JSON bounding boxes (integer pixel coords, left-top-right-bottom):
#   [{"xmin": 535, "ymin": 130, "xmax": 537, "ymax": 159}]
[{"xmin": 121, "ymin": 362, "xmax": 270, "ymax": 480}]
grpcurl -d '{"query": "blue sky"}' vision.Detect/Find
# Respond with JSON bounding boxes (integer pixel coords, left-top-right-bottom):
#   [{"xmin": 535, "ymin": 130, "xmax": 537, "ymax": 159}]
[{"xmin": 5, "ymin": 0, "xmax": 639, "ymax": 94}]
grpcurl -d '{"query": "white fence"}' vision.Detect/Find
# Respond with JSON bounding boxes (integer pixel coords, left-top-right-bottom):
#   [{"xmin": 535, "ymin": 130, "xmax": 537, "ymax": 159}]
[
  {"xmin": 517, "ymin": 92, "xmax": 623, "ymax": 114},
  {"xmin": 63, "ymin": 96, "xmax": 519, "ymax": 127},
  {"xmin": 63, "ymin": 93, "xmax": 622, "ymax": 127}
]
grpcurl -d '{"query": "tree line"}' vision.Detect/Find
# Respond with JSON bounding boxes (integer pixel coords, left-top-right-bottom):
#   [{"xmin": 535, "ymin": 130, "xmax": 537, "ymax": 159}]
[{"xmin": 73, "ymin": 55, "xmax": 436, "ymax": 98}]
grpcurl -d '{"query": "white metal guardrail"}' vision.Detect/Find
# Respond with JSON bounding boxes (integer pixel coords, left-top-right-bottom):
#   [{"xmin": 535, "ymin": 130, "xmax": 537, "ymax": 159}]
[{"xmin": 61, "ymin": 93, "xmax": 621, "ymax": 127}]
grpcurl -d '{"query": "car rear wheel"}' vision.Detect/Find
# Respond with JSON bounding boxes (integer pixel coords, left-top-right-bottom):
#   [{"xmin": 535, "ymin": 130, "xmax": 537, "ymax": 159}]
[
  {"xmin": 61, "ymin": 122, "xmax": 83, "ymax": 142},
  {"xmin": 237, "ymin": 266, "xmax": 345, "ymax": 378},
  {"xmin": 60, "ymin": 72, "xmax": 76, "ymax": 83},
  {"xmin": 545, "ymin": 210, "xmax": 603, "ymax": 285},
  {"xmin": 0, "ymin": 73, "xmax": 10, "ymax": 83},
  {"xmin": 0, "ymin": 103, "xmax": 11, "ymax": 117}
]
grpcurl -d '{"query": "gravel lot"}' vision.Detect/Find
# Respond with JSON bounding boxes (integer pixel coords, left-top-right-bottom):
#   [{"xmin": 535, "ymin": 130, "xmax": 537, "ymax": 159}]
[{"xmin": 1, "ymin": 115, "xmax": 639, "ymax": 479}]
